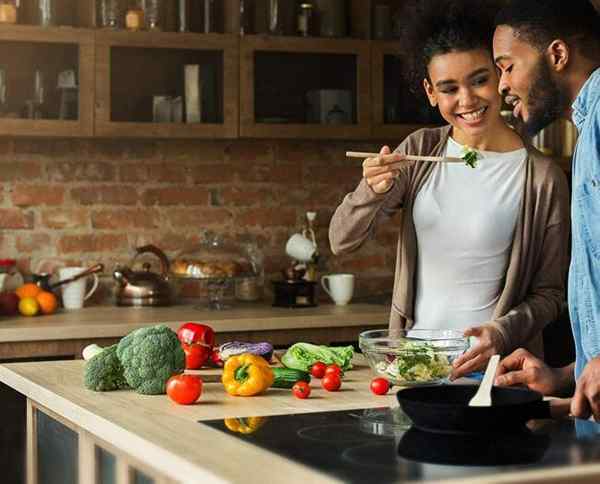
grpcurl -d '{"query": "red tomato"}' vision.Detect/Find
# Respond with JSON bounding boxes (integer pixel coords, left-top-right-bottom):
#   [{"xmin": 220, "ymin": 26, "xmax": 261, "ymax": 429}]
[
  {"xmin": 324, "ymin": 364, "xmax": 343, "ymax": 378},
  {"xmin": 310, "ymin": 361, "xmax": 327, "ymax": 378},
  {"xmin": 182, "ymin": 343, "xmax": 211, "ymax": 370},
  {"xmin": 292, "ymin": 381, "xmax": 311, "ymax": 399},
  {"xmin": 370, "ymin": 377, "xmax": 390, "ymax": 395},
  {"xmin": 321, "ymin": 374, "xmax": 342, "ymax": 392},
  {"xmin": 166, "ymin": 374, "xmax": 203, "ymax": 405}
]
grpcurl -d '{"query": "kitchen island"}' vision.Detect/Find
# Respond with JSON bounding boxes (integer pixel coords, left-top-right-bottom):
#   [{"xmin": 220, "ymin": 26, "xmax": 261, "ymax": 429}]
[
  {"xmin": 0, "ymin": 303, "xmax": 388, "ymax": 360},
  {"xmin": 2, "ymin": 359, "xmax": 600, "ymax": 484}
]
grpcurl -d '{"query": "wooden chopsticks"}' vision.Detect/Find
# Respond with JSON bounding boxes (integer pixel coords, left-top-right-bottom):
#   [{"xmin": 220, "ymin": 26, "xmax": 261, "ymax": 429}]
[{"xmin": 345, "ymin": 151, "xmax": 464, "ymax": 163}]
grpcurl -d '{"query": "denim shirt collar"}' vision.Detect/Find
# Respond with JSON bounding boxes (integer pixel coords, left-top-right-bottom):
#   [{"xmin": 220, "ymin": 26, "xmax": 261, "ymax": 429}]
[{"xmin": 572, "ymin": 67, "xmax": 600, "ymax": 130}]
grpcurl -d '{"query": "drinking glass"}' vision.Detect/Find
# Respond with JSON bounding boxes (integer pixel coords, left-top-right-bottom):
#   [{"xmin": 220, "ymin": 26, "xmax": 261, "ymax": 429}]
[
  {"xmin": 37, "ymin": 0, "xmax": 54, "ymax": 27},
  {"xmin": 143, "ymin": 0, "xmax": 161, "ymax": 31},
  {"xmin": 98, "ymin": 0, "xmax": 119, "ymax": 29}
]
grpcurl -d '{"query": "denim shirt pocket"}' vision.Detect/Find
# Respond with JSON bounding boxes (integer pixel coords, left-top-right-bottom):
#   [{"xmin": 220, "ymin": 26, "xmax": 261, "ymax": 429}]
[{"xmin": 575, "ymin": 177, "xmax": 600, "ymax": 261}]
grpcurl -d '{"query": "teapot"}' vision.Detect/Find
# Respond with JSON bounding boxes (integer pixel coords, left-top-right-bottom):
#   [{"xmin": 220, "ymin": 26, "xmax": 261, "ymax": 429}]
[{"xmin": 113, "ymin": 245, "xmax": 173, "ymax": 306}]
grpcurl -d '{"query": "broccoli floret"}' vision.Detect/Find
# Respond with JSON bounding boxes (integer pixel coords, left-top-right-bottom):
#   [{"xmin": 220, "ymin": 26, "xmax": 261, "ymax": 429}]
[
  {"xmin": 84, "ymin": 345, "xmax": 129, "ymax": 392},
  {"xmin": 116, "ymin": 324, "xmax": 185, "ymax": 395}
]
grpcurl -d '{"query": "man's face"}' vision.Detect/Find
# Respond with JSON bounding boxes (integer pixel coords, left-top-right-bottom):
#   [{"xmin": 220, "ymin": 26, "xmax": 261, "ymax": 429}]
[{"xmin": 493, "ymin": 25, "xmax": 567, "ymax": 136}]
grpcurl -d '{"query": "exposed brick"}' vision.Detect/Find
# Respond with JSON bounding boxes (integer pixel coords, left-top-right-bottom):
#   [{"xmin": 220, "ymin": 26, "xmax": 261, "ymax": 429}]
[
  {"xmin": 235, "ymin": 208, "xmax": 296, "ymax": 227},
  {"xmin": 148, "ymin": 163, "xmax": 187, "ymax": 184},
  {"xmin": 58, "ymin": 234, "xmax": 129, "ymax": 254},
  {"xmin": 221, "ymin": 187, "xmax": 277, "ymax": 206},
  {"xmin": 11, "ymin": 185, "xmax": 65, "ymax": 206},
  {"xmin": 40, "ymin": 208, "xmax": 89, "ymax": 229},
  {"xmin": 48, "ymin": 161, "xmax": 116, "ymax": 182},
  {"xmin": 0, "ymin": 161, "xmax": 43, "ymax": 182},
  {"xmin": 71, "ymin": 186, "xmax": 139, "ymax": 205},
  {"xmin": 92, "ymin": 209, "xmax": 159, "ymax": 230},
  {"xmin": 142, "ymin": 187, "xmax": 209, "ymax": 206},
  {"xmin": 268, "ymin": 164, "xmax": 303, "ymax": 184},
  {"xmin": 12, "ymin": 139, "xmax": 87, "ymax": 160},
  {"xmin": 15, "ymin": 233, "xmax": 52, "ymax": 253},
  {"xmin": 161, "ymin": 140, "xmax": 226, "ymax": 162},
  {"xmin": 189, "ymin": 163, "xmax": 233, "ymax": 184},
  {"xmin": 232, "ymin": 162, "xmax": 273, "ymax": 182},
  {"xmin": 167, "ymin": 208, "xmax": 232, "ymax": 228},
  {"xmin": 0, "ymin": 209, "xmax": 34, "ymax": 229},
  {"xmin": 119, "ymin": 164, "xmax": 149, "ymax": 183},
  {"xmin": 226, "ymin": 140, "xmax": 274, "ymax": 163},
  {"xmin": 339, "ymin": 254, "xmax": 387, "ymax": 273},
  {"xmin": 305, "ymin": 165, "xmax": 361, "ymax": 185},
  {"xmin": 90, "ymin": 139, "xmax": 160, "ymax": 161}
]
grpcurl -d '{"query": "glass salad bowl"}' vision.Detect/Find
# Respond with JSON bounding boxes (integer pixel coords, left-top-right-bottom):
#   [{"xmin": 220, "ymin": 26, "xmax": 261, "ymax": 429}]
[{"xmin": 358, "ymin": 329, "xmax": 468, "ymax": 387}]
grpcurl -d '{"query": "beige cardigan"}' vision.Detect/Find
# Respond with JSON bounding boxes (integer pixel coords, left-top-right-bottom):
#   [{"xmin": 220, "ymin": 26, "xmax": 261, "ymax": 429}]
[{"xmin": 330, "ymin": 126, "xmax": 570, "ymax": 357}]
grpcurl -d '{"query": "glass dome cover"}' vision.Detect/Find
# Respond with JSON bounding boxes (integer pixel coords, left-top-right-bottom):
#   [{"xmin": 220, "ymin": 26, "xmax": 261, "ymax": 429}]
[{"xmin": 170, "ymin": 231, "xmax": 257, "ymax": 280}]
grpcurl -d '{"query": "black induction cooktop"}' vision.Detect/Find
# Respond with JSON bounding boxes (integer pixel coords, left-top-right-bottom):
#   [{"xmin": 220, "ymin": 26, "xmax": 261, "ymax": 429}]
[{"xmin": 200, "ymin": 407, "xmax": 600, "ymax": 483}]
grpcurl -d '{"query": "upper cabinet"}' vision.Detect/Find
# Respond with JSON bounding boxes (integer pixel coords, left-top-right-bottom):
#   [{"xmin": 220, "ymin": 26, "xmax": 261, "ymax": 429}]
[{"xmin": 0, "ymin": 0, "xmax": 442, "ymax": 140}]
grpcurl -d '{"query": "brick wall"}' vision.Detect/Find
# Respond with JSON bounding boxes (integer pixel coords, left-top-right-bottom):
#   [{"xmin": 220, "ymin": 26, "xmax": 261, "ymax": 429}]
[{"xmin": 0, "ymin": 137, "xmax": 400, "ymax": 303}]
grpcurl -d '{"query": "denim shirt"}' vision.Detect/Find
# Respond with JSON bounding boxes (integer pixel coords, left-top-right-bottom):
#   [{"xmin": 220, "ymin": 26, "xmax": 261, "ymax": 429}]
[{"xmin": 569, "ymin": 67, "xmax": 600, "ymax": 379}]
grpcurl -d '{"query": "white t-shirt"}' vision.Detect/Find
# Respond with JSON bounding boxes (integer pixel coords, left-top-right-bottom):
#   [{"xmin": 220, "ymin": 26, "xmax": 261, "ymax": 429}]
[{"xmin": 413, "ymin": 137, "xmax": 527, "ymax": 331}]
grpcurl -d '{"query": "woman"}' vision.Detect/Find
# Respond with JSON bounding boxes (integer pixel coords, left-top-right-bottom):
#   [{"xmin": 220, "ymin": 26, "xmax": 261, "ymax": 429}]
[{"xmin": 329, "ymin": 0, "xmax": 570, "ymax": 378}]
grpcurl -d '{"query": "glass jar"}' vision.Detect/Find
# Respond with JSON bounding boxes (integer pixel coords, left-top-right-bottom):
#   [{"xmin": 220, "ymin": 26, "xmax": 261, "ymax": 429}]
[
  {"xmin": 0, "ymin": 259, "xmax": 23, "ymax": 292},
  {"xmin": 37, "ymin": 0, "xmax": 55, "ymax": 27},
  {"xmin": 125, "ymin": 2, "xmax": 144, "ymax": 31},
  {"xmin": 0, "ymin": 1, "xmax": 17, "ymax": 24},
  {"xmin": 297, "ymin": 3, "xmax": 314, "ymax": 37},
  {"xmin": 142, "ymin": 0, "xmax": 161, "ymax": 31},
  {"xmin": 98, "ymin": 0, "xmax": 120, "ymax": 29}
]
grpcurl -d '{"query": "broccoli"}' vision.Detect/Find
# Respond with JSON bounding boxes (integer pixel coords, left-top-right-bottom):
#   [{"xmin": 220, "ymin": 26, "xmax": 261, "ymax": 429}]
[
  {"xmin": 116, "ymin": 324, "xmax": 185, "ymax": 395},
  {"xmin": 83, "ymin": 345, "xmax": 129, "ymax": 392}
]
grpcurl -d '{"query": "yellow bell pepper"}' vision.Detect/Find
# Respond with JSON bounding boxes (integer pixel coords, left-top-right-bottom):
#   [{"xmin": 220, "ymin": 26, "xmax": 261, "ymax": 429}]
[
  {"xmin": 224, "ymin": 416, "xmax": 268, "ymax": 434},
  {"xmin": 222, "ymin": 353, "xmax": 274, "ymax": 396}
]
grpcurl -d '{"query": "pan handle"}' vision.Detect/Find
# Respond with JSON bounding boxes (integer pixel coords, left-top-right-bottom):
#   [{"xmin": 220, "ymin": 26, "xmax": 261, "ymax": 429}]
[{"xmin": 529, "ymin": 398, "xmax": 572, "ymax": 420}]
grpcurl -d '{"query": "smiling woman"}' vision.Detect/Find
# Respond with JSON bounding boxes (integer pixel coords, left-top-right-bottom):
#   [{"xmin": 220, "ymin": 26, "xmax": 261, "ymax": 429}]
[{"xmin": 329, "ymin": 0, "xmax": 570, "ymax": 380}]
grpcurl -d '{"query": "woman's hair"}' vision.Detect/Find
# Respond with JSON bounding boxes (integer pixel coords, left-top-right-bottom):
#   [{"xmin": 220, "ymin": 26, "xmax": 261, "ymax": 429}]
[{"xmin": 399, "ymin": 0, "xmax": 501, "ymax": 93}]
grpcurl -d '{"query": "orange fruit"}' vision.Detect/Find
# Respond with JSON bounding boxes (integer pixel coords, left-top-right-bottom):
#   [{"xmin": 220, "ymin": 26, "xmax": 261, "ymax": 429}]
[
  {"xmin": 18, "ymin": 297, "xmax": 40, "ymax": 317},
  {"xmin": 36, "ymin": 291, "xmax": 58, "ymax": 315},
  {"xmin": 15, "ymin": 283, "xmax": 42, "ymax": 300}
]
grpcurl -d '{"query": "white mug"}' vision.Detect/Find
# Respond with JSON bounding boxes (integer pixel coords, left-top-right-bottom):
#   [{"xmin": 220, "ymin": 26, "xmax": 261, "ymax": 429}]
[
  {"xmin": 321, "ymin": 273, "xmax": 355, "ymax": 306},
  {"xmin": 285, "ymin": 233, "xmax": 316, "ymax": 262},
  {"xmin": 59, "ymin": 267, "xmax": 99, "ymax": 310}
]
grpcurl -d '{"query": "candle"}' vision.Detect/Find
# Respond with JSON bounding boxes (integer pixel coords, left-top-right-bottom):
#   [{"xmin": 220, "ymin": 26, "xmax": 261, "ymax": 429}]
[
  {"xmin": 0, "ymin": 4, "xmax": 17, "ymax": 24},
  {"xmin": 125, "ymin": 7, "xmax": 144, "ymax": 31}
]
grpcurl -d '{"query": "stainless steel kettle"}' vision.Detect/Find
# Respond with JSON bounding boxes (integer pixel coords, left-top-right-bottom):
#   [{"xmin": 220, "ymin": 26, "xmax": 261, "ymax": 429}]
[{"xmin": 113, "ymin": 245, "xmax": 173, "ymax": 306}]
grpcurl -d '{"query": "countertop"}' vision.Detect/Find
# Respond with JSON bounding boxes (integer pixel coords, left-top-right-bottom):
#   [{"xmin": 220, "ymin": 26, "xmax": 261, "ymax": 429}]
[
  {"xmin": 0, "ymin": 302, "xmax": 389, "ymax": 343},
  {"xmin": 3, "ymin": 359, "xmax": 600, "ymax": 484}
]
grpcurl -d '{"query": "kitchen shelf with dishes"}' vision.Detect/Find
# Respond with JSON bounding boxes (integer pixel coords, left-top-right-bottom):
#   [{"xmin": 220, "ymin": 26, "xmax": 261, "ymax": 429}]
[{"xmin": 0, "ymin": 0, "xmax": 450, "ymax": 141}]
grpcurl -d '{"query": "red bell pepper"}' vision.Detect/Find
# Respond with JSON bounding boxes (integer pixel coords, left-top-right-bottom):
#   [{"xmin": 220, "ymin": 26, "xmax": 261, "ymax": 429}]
[{"xmin": 177, "ymin": 322, "xmax": 215, "ymax": 369}]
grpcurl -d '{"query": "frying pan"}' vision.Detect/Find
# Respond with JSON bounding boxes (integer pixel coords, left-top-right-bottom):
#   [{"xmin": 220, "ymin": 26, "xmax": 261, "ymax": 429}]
[{"xmin": 396, "ymin": 384, "xmax": 555, "ymax": 434}]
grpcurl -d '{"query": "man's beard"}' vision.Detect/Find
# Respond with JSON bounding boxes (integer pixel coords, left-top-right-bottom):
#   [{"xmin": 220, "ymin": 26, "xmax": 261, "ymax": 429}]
[{"xmin": 518, "ymin": 58, "xmax": 569, "ymax": 138}]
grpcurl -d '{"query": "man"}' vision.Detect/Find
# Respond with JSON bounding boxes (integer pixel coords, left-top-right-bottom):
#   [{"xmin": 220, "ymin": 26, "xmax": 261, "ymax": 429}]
[{"xmin": 492, "ymin": 0, "xmax": 600, "ymax": 420}]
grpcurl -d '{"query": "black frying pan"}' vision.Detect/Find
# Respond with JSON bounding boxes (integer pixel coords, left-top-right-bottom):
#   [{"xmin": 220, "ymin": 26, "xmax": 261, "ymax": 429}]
[{"xmin": 396, "ymin": 384, "xmax": 553, "ymax": 434}]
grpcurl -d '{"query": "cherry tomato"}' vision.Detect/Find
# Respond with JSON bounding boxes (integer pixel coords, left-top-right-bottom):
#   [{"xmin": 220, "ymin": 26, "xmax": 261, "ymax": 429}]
[
  {"xmin": 292, "ymin": 381, "xmax": 311, "ymax": 399},
  {"xmin": 370, "ymin": 377, "xmax": 390, "ymax": 395},
  {"xmin": 182, "ymin": 343, "xmax": 211, "ymax": 370},
  {"xmin": 310, "ymin": 361, "xmax": 327, "ymax": 378},
  {"xmin": 324, "ymin": 364, "xmax": 343, "ymax": 378},
  {"xmin": 166, "ymin": 374, "xmax": 203, "ymax": 405},
  {"xmin": 321, "ymin": 374, "xmax": 342, "ymax": 392}
]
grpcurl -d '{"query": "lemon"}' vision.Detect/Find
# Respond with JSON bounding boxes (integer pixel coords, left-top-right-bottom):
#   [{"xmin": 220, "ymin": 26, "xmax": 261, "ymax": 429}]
[{"xmin": 19, "ymin": 297, "xmax": 40, "ymax": 317}]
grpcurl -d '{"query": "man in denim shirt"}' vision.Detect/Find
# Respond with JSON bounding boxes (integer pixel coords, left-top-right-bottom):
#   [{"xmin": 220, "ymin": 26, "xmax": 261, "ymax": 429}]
[{"xmin": 491, "ymin": 0, "xmax": 600, "ymax": 420}]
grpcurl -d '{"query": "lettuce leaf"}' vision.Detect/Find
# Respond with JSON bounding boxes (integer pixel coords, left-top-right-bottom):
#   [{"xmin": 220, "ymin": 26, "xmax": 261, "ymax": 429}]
[{"xmin": 281, "ymin": 343, "xmax": 354, "ymax": 372}]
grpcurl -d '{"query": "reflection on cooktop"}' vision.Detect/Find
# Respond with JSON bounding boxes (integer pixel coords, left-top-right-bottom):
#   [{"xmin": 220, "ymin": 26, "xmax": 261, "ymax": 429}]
[{"xmin": 200, "ymin": 408, "xmax": 600, "ymax": 483}]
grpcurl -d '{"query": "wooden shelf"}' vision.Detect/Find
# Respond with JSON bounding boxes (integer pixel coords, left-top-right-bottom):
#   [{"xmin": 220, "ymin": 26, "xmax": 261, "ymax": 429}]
[
  {"xmin": 240, "ymin": 35, "xmax": 371, "ymax": 139},
  {"xmin": 0, "ymin": 25, "xmax": 94, "ymax": 137},
  {"xmin": 94, "ymin": 32, "xmax": 239, "ymax": 139}
]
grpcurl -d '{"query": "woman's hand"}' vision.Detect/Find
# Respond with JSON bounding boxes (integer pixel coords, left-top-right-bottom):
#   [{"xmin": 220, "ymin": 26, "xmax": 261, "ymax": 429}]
[
  {"xmin": 362, "ymin": 145, "xmax": 406, "ymax": 194},
  {"xmin": 450, "ymin": 324, "xmax": 505, "ymax": 379}
]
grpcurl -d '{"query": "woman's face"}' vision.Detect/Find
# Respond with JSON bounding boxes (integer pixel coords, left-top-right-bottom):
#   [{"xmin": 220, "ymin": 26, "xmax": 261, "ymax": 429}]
[{"xmin": 423, "ymin": 49, "xmax": 503, "ymax": 139}]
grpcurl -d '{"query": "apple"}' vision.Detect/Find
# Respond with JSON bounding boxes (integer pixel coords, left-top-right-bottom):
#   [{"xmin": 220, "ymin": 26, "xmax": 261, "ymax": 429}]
[{"xmin": 0, "ymin": 291, "xmax": 19, "ymax": 316}]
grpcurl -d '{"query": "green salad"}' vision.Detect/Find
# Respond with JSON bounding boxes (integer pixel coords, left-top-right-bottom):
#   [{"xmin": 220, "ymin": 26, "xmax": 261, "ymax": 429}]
[
  {"xmin": 375, "ymin": 342, "xmax": 452, "ymax": 383},
  {"xmin": 461, "ymin": 145, "xmax": 480, "ymax": 168}
]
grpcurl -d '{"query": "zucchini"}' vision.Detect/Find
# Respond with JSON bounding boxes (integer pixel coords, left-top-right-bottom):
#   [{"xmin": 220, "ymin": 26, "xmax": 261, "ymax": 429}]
[{"xmin": 272, "ymin": 367, "xmax": 311, "ymax": 388}]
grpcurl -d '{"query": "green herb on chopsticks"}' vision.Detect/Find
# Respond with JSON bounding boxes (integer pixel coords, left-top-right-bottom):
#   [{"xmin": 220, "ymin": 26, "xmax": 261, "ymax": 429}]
[{"xmin": 461, "ymin": 146, "xmax": 480, "ymax": 168}]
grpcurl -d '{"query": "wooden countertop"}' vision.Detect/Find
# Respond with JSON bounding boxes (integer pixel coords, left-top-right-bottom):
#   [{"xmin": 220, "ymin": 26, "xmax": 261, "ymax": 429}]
[
  {"xmin": 3, "ymin": 359, "xmax": 600, "ymax": 484},
  {"xmin": 0, "ymin": 302, "xmax": 389, "ymax": 343}
]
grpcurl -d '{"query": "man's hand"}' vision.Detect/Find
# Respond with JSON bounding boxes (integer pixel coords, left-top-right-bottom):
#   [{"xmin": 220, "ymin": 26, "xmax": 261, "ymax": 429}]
[
  {"xmin": 362, "ymin": 145, "xmax": 406, "ymax": 194},
  {"xmin": 450, "ymin": 325, "xmax": 505, "ymax": 379},
  {"xmin": 494, "ymin": 348, "xmax": 573, "ymax": 396},
  {"xmin": 571, "ymin": 357, "xmax": 600, "ymax": 421}
]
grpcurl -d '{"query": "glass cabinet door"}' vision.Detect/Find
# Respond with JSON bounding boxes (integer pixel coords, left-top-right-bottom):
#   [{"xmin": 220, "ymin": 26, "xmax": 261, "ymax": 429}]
[{"xmin": 36, "ymin": 409, "xmax": 78, "ymax": 484}]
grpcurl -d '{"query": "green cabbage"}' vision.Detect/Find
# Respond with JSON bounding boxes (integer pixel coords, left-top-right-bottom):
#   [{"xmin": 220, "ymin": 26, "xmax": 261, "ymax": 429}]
[{"xmin": 281, "ymin": 343, "xmax": 354, "ymax": 372}]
